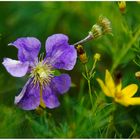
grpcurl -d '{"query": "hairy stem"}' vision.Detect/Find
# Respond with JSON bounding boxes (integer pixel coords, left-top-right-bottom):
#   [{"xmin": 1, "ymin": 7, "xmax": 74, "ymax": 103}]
[{"xmin": 73, "ymin": 34, "xmax": 93, "ymax": 46}]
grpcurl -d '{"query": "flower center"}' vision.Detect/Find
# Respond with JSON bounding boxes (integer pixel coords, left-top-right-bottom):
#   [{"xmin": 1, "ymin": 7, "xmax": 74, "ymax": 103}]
[
  {"xmin": 30, "ymin": 60, "xmax": 54, "ymax": 86},
  {"xmin": 115, "ymin": 91, "xmax": 122, "ymax": 99}
]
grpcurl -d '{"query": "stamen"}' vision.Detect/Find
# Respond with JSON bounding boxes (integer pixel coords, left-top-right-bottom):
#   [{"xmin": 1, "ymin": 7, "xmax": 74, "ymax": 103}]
[{"xmin": 30, "ymin": 55, "xmax": 54, "ymax": 87}]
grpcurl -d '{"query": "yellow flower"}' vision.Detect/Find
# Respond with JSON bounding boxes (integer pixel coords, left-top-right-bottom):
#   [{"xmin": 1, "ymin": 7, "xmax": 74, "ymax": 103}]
[{"xmin": 97, "ymin": 69, "xmax": 140, "ymax": 107}]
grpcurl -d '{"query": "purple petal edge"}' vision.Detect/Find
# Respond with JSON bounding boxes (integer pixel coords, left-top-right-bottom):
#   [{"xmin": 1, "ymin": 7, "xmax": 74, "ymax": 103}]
[{"xmin": 2, "ymin": 58, "xmax": 29, "ymax": 77}]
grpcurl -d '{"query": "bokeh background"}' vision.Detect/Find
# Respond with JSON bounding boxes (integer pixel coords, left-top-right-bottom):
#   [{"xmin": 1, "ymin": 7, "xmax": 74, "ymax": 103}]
[{"xmin": 0, "ymin": 1, "xmax": 140, "ymax": 138}]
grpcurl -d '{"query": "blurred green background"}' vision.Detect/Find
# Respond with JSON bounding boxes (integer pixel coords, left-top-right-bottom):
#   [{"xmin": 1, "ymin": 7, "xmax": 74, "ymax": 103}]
[{"xmin": 0, "ymin": 1, "xmax": 140, "ymax": 138}]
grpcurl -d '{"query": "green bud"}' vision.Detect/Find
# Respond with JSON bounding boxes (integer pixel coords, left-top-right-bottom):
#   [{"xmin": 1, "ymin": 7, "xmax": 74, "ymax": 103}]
[{"xmin": 94, "ymin": 53, "xmax": 101, "ymax": 61}]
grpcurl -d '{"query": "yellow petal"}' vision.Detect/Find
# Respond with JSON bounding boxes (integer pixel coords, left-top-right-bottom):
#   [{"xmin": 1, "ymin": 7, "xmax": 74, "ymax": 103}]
[
  {"xmin": 122, "ymin": 84, "xmax": 138, "ymax": 98},
  {"xmin": 105, "ymin": 70, "xmax": 115, "ymax": 96},
  {"xmin": 126, "ymin": 97, "xmax": 140, "ymax": 106},
  {"xmin": 115, "ymin": 97, "xmax": 129, "ymax": 107},
  {"xmin": 97, "ymin": 78, "xmax": 112, "ymax": 97},
  {"xmin": 116, "ymin": 81, "xmax": 122, "ymax": 92}
]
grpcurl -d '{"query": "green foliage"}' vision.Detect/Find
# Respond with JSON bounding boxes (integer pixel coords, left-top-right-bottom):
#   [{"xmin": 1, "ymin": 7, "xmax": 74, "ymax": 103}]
[{"xmin": 0, "ymin": 1, "xmax": 140, "ymax": 138}]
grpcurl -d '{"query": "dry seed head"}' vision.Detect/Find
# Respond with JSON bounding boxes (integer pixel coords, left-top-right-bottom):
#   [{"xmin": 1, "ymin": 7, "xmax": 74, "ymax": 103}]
[
  {"xmin": 98, "ymin": 16, "xmax": 112, "ymax": 35},
  {"xmin": 89, "ymin": 24, "xmax": 102, "ymax": 39}
]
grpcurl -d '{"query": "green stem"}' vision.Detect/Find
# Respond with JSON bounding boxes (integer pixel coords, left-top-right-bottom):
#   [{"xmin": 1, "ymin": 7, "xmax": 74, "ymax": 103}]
[
  {"xmin": 87, "ymin": 79, "xmax": 94, "ymax": 108},
  {"xmin": 89, "ymin": 59, "xmax": 97, "ymax": 77},
  {"xmin": 85, "ymin": 64, "xmax": 89, "ymax": 77},
  {"xmin": 111, "ymin": 28, "xmax": 140, "ymax": 72},
  {"xmin": 84, "ymin": 64, "xmax": 94, "ymax": 109}
]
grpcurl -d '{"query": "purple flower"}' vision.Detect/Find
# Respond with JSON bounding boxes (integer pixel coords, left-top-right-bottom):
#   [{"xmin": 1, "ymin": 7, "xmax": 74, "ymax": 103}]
[{"xmin": 2, "ymin": 34, "xmax": 77, "ymax": 110}]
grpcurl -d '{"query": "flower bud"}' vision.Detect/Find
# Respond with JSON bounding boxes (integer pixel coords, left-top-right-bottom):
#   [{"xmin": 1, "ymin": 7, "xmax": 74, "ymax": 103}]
[
  {"xmin": 89, "ymin": 24, "xmax": 102, "ymax": 39},
  {"xmin": 76, "ymin": 45, "xmax": 88, "ymax": 64},
  {"xmin": 98, "ymin": 16, "xmax": 112, "ymax": 35},
  {"xmin": 94, "ymin": 53, "xmax": 101, "ymax": 61},
  {"xmin": 135, "ymin": 71, "xmax": 140, "ymax": 80},
  {"xmin": 118, "ymin": 1, "xmax": 126, "ymax": 13}
]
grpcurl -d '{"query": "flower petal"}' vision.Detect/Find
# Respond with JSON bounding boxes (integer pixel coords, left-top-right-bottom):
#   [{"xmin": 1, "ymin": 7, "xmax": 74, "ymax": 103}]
[
  {"xmin": 122, "ymin": 84, "xmax": 138, "ymax": 98},
  {"xmin": 9, "ymin": 37, "xmax": 41, "ymax": 63},
  {"xmin": 97, "ymin": 78, "xmax": 112, "ymax": 97},
  {"xmin": 45, "ymin": 34, "xmax": 68, "ymax": 54},
  {"xmin": 114, "ymin": 97, "xmax": 129, "ymax": 107},
  {"xmin": 115, "ymin": 96, "xmax": 140, "ymax": 107},
  {"xmin": 45, "ymin": 34, "xmax": 77, "ymax": 70},
  {"xmin": 126, "ymin": 97, "xmax": 140, "ymax": 106},
  {"xmin": 51, "ymin": 74, "xmax": 71, "ymax": 94},
  {"xmin": 15, "ymin": 78, "xmax": 40, "ymax": 110},
  {"xmin": 42, "ymin": 85, "xmax": 60, "ymax": 109},
  {"xmin": 2, "ymin": 58, "xmax": 29, "ymax": 77},
  {"xmin": 116, "ymin": 81, "xmax": 122, "ymax": 92},
  {"xmin": 105, "ymin": 70, "xmax": 115, "ymax": 97}
]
